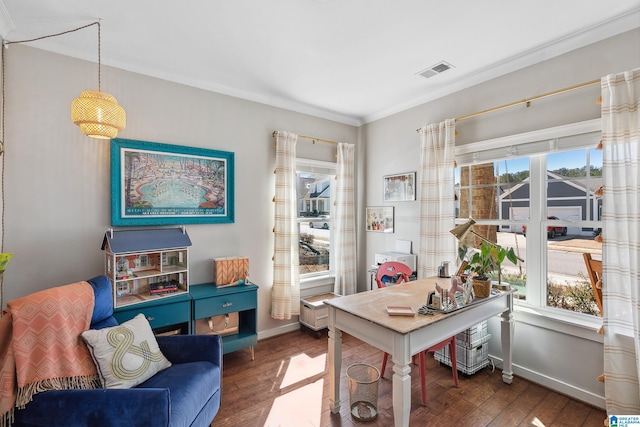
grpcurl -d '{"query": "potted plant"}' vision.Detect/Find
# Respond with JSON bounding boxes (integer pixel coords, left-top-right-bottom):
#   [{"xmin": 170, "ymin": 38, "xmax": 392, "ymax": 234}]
[
  {"xmin": 493, "ymin": 245, "xmax": 518, "ymax": 289},
  {"xmin": 467, "ymin": 242, "xmax": 496, "ymax": 298}
]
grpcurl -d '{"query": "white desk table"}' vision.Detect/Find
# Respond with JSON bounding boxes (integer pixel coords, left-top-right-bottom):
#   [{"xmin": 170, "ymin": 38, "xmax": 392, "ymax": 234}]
[{"xmin": 325, "ymin": 277, "xmax": 514, "ymax": 427}]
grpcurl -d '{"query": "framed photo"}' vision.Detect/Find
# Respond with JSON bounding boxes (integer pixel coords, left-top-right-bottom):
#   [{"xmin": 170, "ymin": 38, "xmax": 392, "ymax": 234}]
[
  {"xmin": 366, "ymin": 206, "xmax": 394, "ymax": 233},
  {"xmin": 383, "ymin": 172, "xmax": 416, "ymax": 202},
  {"xmin": 110, "ymin": 138, "xmax": 234, "ymax": 226}
]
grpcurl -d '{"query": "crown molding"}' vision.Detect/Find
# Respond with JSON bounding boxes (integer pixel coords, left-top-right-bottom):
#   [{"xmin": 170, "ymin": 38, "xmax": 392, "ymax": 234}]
[
  {"xmin": 0, "ymin": 1, "xmax": 16, "ymax": 40},
  {"xmin": 105, "ymin": 58, "xmax": 364, "ymax": 127},
  {"xmin": 362, "ymin": 7, "xmax": 640, "ymax": 124},
  {"xmin": 1, "ymin": 2, "xmax": 636, "ymax": 128}
]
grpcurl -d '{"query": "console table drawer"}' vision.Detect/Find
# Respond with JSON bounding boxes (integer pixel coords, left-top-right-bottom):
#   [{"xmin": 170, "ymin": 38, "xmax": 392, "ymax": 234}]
[
  {"xmin": 193, "ymin": 291, "xmax": 255, "ymax": 319},
  {"xmin": 114, "ymin": 298, "xmax": 191, "ymax": 330},
  {"xmin": 190, "ymin": 283, "xmax": 258, "ymax": 358}
]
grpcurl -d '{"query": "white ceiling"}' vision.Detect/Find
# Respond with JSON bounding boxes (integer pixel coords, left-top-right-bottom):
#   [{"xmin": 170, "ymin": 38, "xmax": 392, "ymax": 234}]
[{"xmin": 1, "ymin": 1, "xmax": 639, "ymax": 126}]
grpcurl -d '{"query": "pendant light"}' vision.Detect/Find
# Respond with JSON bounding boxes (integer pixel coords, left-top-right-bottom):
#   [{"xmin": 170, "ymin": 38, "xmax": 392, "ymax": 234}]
[{"xmin": 71, "ymin": 21, "xmax": 126, "ymax": 139}]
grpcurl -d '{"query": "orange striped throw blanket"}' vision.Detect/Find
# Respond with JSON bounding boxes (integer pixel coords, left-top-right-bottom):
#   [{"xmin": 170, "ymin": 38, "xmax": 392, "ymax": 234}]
[{"xmin": 0, "ymin": 281, "xmax": 101, "ymax": 427}]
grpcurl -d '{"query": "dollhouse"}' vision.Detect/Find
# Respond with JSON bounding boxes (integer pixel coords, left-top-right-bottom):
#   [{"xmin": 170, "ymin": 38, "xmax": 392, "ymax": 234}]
[{"xmin": 101, "ymin": 227, "xmax": 191, "ymax": 308}]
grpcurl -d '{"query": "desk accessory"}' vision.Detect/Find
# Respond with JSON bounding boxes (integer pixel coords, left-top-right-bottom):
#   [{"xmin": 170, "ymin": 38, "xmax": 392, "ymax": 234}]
[{"xmin": 386, "ymin": 306, "xmax": 415, "ymax": 316}]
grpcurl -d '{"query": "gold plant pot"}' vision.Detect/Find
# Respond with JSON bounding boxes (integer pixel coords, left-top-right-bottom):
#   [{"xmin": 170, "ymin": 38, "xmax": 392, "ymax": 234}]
[{"xmin": 472, "ymin": 278, "xmax": 492, "ymax": 298}]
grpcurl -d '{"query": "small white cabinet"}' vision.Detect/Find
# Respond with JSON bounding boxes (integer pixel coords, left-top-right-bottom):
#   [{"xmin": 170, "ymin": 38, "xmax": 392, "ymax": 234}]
[
  {"xmin": 102, "ymin": 227, "xmax": 191, "ymax": 308},
  {"xmin": 300, "ymin": 293, "xmax": 339, "ymax": 332}
]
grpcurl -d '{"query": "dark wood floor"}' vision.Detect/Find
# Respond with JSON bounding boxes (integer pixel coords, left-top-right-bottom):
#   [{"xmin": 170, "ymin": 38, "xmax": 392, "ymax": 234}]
[{"xmin": 211, "ymin": 329, "xmax": 606, "ymax": 427}]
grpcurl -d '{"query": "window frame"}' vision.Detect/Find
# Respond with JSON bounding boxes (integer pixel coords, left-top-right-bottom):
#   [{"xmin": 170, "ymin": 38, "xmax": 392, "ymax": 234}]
[
  {"xmin": 454, "ymin": 119, "xmax": 603, "ymax": 333},
  {"xmin": 296, "ymin": 158, "xmax": 336, "ymax": 287}
]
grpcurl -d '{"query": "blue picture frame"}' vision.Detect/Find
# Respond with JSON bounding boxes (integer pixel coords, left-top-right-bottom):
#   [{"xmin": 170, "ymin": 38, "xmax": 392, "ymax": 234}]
[{"xmin": 110, "ymin": 138, "xmax": 234, "ymax": 226}]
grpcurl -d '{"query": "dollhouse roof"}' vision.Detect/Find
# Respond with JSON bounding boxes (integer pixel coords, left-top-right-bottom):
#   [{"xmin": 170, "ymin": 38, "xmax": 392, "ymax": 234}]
[{"xmin": 101, "ymin": 228, "xmax": 192, "ymax": 253}]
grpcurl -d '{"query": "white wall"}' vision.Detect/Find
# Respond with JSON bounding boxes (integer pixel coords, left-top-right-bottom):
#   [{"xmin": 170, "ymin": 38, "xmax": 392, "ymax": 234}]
[
  {"xmin": 361, "ymin": 28, "xmax": 640, "ymax": 408},
  {"xmin": 1, "ymin": 44, "xmax": 358, "ymax": 337}
]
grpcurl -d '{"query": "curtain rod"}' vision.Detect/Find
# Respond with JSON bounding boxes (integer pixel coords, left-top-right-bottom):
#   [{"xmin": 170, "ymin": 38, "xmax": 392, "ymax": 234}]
[
  {"xmin": 415, "ymin": 78, "xmax": 600, "ymax": 132},
  {"xmin": 272, "ymin": 131, "xmax": 339, "ymax": 145}
]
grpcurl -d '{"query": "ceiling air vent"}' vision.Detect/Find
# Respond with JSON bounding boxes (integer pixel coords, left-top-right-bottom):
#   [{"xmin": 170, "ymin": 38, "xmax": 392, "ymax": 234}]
[{"xmin": 417, "ymin": 61, "xmax": 455, "ymax": 79}]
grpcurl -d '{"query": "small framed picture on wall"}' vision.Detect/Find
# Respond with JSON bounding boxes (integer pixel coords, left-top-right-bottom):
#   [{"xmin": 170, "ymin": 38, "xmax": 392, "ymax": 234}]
[
  {"xmin": 366, "ymin": 206, "xmax": 394, "ymax": 233},
  {"xmin": 383, "ymin": 172, "xmax": 416, "ymax": 202}
]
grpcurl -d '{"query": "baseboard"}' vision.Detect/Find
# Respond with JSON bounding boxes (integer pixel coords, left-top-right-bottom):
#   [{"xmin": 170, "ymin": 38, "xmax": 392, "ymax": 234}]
[
  {"xmin": 258, "ymin": 322, "xmax": 301, "ymax": 341},
  {"xmin": 489, "ymin": 356, "xmax": 605, "ymax": 409}
]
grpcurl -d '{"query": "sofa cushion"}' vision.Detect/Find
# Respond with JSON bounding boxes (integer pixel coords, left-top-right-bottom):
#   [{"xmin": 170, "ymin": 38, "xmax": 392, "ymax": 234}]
[
  {"xmin": 137, "ymin": 360, "xmax": 221, "ymax": 427},
  {"xmin": 91, "ymin": 315, "xmax": 119, "ymax": 330},
  {"xmin": 81, "ymin": 314, "xmax": 171, "ymax": 389},
  {"xmin": 87, "ymin": 275, "xmax": 114, "ymax": 326}
]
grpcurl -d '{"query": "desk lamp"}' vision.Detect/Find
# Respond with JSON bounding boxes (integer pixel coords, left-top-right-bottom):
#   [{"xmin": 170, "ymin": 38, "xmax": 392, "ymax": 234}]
[{"xmin": 450, "ymin": 218, "xmax": 524, "ymax": 263}]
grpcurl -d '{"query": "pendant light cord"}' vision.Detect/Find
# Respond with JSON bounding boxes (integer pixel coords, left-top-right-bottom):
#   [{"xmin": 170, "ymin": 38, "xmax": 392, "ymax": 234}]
[
  {"xmin": 3, "ymin": 21, "xmax": 101, "ymax": 88},
  {"xmin": 0, "ymin": 20, "xmax": 100, "ymax": 310},
  {"xmin": 3, "ymin": 21, "xmax": 99, "ymax": 47},
  {"xmin": 1, "ymin": 45, "xmax": 6, "ymax": 312},
  {"xmin": 97, "ymin": 21, "xmax": 101, "ymax": 91}
]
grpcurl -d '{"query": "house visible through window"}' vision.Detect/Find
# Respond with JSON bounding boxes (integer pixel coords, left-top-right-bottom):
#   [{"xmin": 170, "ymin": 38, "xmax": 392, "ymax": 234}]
[
  {"xmin": 296, "ymin": 159, "xmax": 335, "ymax": 277},
  {"xmin": 455, "ymin": 123, "xmax": 603, "ymax": 318}
]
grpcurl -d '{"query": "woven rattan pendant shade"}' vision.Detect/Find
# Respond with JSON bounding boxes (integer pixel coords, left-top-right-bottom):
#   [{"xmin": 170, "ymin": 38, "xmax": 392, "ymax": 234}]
[{"xmin": 71, "ymin": 90, "xmax": 126, "ymax": 139}]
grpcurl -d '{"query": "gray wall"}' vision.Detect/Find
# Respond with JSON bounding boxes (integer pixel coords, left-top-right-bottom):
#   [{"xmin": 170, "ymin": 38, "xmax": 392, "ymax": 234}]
[
  {"xmin": 2, "ymin": 44, "xmax": 358, "ymax": 337},
  {"xmin": 361, "ymin": 28, "xmax": 640, "ymax": 408}
]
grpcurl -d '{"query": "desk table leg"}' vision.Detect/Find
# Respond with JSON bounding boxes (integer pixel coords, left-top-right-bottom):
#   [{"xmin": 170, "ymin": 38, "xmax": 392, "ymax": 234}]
[
  {"xmin": 392, "ymin": 337, "xmax": 411, "ymax": 427},
  {"xmin": 328, "ymin": 310, "xmax": 342, "ymax": 414},
  {"xmin": 501, "ymin": 294, "xmax": 514, "ymax": 384}
]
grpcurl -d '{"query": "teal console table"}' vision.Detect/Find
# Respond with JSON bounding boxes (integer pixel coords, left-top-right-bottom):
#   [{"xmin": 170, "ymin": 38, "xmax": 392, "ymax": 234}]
[
  {"xmin": 113, "ymin": 283, "xmax": 258, "ymax": 359},
  {"xmin": 190, "ymin": 283, "xmax": 258, "ymax": 360},
  {"xmin": 113, "ymin": 292, "xmax": 192, "ymax": 335}
]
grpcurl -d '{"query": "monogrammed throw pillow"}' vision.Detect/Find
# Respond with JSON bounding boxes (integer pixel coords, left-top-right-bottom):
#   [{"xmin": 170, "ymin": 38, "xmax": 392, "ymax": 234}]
[{"xmin": 81, "ymin": 313, "xmax": 171, "ymax": 389}]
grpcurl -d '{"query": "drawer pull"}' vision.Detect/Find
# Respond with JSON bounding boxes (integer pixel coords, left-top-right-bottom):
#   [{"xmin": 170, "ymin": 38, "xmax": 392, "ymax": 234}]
[
  {"xmin": 146, "ymin": 316, "xmax": 155, "ymax": 321},
  {"xmin": 223, "ymin": 302, "xmax": 233, "ymax": 308}
]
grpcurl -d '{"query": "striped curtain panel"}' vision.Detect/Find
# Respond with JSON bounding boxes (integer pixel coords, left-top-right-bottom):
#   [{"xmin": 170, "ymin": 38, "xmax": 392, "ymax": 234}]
[
  {"xmin": 334, "ymin": 143, "xmax": 357, "ymax": 295},
  {"xmin": 601, "ymin": 68, "xmax": 640, "ymax": 415},
  {"xmin": 417, "ymin": 119, "xmax": 456, "ymax": 279},
  {"xmin": 271, "ymin": 131, "xmax": 300, "ymax": 320}
]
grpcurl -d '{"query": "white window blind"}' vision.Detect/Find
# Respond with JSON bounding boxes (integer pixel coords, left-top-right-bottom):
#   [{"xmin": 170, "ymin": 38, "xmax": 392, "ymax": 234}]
[{"xmin": 455, "ymin": 119, "xmax": 601, "ymax": 166}]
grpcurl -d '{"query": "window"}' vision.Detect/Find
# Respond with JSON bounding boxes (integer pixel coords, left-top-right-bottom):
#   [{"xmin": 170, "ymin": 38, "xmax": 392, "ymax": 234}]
[
  {"xmin": 544, "ymin": 147, "xmax": 602, "ymax": 315},
  {"xmin": 140, "ymin": 254, "xmax": 150, "ymax": 267},
  {"xmin": 296, "ymin": 159, "xmax": 335, "ymax": 277},
  {"xmin": 456, "ymin": 157, "xmax": 530, "ymax": 300},
  {"xmin": 454, "ymin": 120, "xmax": 602, "ymax": 318}
]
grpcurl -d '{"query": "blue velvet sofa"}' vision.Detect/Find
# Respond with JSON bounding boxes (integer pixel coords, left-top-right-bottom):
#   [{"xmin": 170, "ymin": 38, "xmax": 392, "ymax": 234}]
[{"xmin": 14, "ymin": 276, "xmax": 222, "ymax": 427}]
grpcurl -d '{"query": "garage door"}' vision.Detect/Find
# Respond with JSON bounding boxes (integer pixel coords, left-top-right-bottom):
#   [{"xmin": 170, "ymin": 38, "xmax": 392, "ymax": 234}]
[
  {"xmin": 507, "ymin": 206, "xmax": 582, "ymax": 235},
  {"xmin": 507, "ymin": 207, "xmax": 529, "ymax": 233}
]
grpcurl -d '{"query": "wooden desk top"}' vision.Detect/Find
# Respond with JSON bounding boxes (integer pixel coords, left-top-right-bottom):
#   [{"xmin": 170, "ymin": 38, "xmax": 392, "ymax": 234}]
[{"xmin": 324, "ymin": 277, "xmax": 510, "ymax": 335}]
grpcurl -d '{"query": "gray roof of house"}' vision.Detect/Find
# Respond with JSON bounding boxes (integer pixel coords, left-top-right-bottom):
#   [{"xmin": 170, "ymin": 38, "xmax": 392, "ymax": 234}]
[
  {"xmin": 499, "ymin": 171, "xmax": 603, "ymax": 197},
  {"xmin": 310, "ymin": 185, "xmax": 331, "ymax": 199},
  {"xmin": 101, "ymin": 227, "xmax": 192, "ymax": 253}
]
